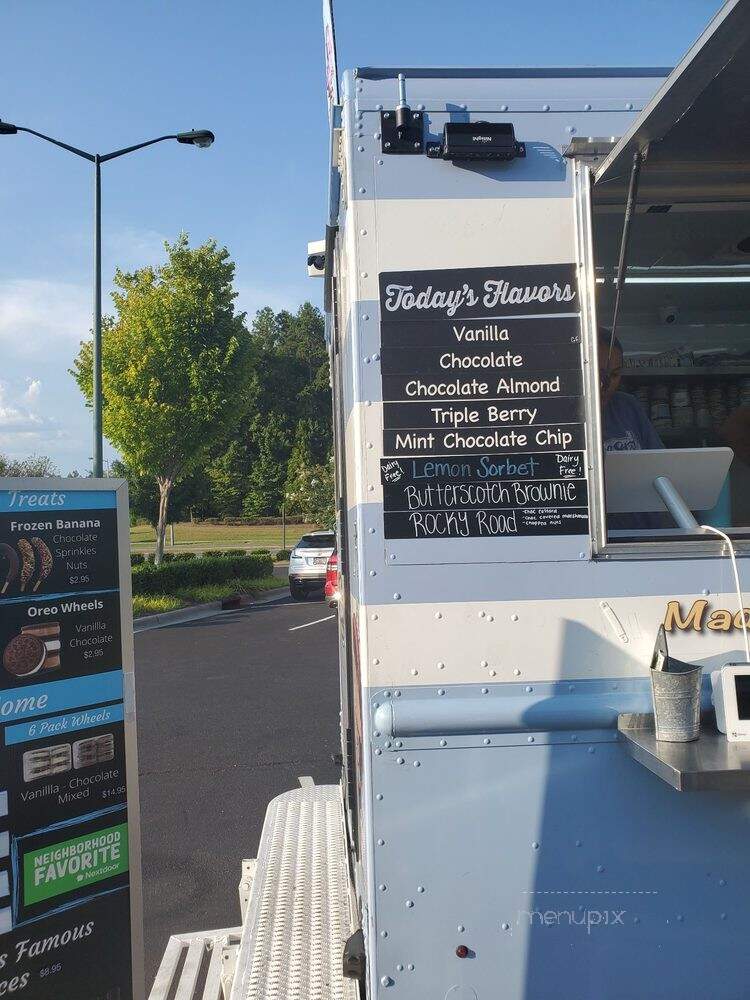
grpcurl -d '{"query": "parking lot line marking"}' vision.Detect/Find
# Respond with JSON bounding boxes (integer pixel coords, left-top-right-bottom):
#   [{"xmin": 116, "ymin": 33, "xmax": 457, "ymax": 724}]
[{"xmin": 288, "ymin": 615, "xmax": 336, "ymax": 632}]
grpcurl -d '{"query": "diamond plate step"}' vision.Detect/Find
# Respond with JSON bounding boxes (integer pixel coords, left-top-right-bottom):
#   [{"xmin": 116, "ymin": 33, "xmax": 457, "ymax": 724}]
[{"xmin": 229, "ymin": 780, "xmax": 358, "ymax": 1000}]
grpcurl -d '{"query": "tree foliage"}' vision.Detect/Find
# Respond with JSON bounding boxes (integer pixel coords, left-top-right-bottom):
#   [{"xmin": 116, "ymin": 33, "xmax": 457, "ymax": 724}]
[{"xmin": 71, "ymin": 234, "xmax": 252, "ymax": 561}]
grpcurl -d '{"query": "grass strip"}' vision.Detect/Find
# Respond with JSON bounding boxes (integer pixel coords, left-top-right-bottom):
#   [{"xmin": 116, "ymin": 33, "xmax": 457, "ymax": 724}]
[{"xmin": 132, "ymin": 575, "xmax": 287, "ymax": 619}]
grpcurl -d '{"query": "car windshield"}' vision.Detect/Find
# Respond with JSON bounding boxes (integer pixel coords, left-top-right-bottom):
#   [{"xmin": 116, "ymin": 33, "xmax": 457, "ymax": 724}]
[{"xmin": 295, "ymin": 533, "xmax": 335, "ymax": 549}]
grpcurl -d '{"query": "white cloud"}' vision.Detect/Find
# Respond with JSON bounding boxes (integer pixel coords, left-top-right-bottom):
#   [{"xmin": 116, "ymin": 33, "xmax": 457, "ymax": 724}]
[
  {"xmin": 0, "ymin": 278, "xmax": 90, "ymax": 358},
  {"xmin": 25, "ymin": 378, "xmax": 42, "ymax": 402}
]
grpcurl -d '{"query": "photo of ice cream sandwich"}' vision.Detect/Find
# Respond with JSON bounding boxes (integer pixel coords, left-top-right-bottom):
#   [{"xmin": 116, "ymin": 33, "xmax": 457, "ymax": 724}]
[
  {"xmin": 23, "ymin": 744, "xmax": 72, "ymax": 783},
  {"xmin": 3, "ymin": 633, "xmax": 45, "ymax": 678},
  {"xmin": 73, "ymin": 733, "xmax": 115, "ymax": 769},
  {"xmin": 21, "ymin": 622, "xmax": 61, "ymax": 671}
]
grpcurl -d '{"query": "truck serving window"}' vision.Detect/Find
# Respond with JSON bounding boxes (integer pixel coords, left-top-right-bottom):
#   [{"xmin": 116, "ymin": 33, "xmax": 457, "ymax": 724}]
[
  {"xmin": 588, "ymin": 34, "xmax": 750, "ymax": 549},
  {"xmin": 596, "ymin": 277, "xmax": 750, "ymax": 544}
]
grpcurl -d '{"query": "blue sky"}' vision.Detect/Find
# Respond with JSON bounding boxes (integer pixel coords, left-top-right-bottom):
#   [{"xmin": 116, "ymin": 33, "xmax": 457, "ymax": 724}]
[{"xmin": 0, "ymin": 0, "xmax": 722, "ymax": 472}]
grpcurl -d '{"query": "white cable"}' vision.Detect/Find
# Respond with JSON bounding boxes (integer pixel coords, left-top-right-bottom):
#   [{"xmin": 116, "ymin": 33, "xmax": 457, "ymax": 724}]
[{"xmin": 701, "ymin": 524, "xmax": 750, "ymax": 662}]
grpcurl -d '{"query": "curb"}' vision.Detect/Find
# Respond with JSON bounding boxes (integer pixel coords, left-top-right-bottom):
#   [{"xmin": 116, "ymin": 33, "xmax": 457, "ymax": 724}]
[{"xmin": 133, "ymin": 587, "xmax": 291, "ymax": 634}]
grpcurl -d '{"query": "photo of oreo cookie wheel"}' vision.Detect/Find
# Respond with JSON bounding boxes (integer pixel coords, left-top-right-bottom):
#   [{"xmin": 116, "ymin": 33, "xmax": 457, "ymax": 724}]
[{"xmin": 3, "ymin": 633, "xmax": 45, "ymax": 678}]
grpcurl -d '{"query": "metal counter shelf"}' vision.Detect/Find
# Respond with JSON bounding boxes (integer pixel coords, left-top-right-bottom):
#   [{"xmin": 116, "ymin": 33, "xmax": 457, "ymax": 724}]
[{"xmin": 618, "ymin": 712, "xmax": 750, "ymax": 791}]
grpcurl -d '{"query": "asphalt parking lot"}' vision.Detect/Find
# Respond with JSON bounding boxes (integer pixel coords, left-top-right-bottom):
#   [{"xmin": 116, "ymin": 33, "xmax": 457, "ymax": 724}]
[{"xmin": 135, "ymin": 593, "xmax": 340, "ymax": 988}]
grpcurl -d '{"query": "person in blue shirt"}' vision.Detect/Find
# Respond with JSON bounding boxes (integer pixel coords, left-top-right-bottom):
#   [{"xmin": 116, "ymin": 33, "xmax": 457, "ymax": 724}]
[
  {"xmin": 599, "ymin": 329, "xmax": 666, "ymax": 531},
  {"xmin": 599, "ymin": 330, "xmax": 663, "ymax": 451}
]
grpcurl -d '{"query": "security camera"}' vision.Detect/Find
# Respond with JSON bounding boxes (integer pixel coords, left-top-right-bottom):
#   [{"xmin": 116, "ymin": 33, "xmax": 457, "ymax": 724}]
[
  {"xmin": 307, "ymin": 239, "xmax": 326, "ymax": 278},
  {"xmin": 658, "ymin": 305, "xmax": 679, "ymax": 325}
]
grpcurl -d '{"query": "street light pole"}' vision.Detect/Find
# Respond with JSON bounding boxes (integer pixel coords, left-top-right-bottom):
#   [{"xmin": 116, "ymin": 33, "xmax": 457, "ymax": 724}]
[
  {"xmin": 0, "ymin": 121, "xmax": 215, "ymax": 477},
  {"xmin": 93, "ymin": 154, "xmax": 103, "ymax": 477}
]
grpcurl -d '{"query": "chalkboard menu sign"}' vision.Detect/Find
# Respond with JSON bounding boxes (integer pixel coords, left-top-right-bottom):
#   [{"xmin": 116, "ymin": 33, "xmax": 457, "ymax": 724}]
[
  {"xmin": 0, "ymin": 483, "xmax": 141, "ymax": 1000},
  {"xmin": 379, "ymin": 264, "xmax": 589, "ymax": 540}
]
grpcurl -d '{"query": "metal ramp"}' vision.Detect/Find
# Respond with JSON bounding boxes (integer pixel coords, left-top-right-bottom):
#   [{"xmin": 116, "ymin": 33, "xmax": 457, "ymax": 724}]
[
  {"xmin": 230, "ymin": 779, "xmax": 358, "ymax": 1000},
  {"xmin": 149, "ymin": 780, "xmax": 358, "ymax": 1000}
]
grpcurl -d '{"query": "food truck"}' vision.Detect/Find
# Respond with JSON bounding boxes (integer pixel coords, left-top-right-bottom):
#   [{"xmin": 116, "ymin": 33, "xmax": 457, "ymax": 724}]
[{"xmin": 151, "ymin": 2, "xmax": 750, "ymax": 997}]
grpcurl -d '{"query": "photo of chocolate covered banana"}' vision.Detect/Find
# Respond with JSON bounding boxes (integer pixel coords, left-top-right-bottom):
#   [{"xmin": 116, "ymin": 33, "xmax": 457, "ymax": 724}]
[
  {"xmin": 17, "ymin": 537, "xmax": 36, "ymax": 592},
  {"xmin": 0, "ymin": 541, "xmax": 19, "ymax": 594},
  {"xmin": 30, "ymin": 535, "xmax": 53, "ymax": 591}
]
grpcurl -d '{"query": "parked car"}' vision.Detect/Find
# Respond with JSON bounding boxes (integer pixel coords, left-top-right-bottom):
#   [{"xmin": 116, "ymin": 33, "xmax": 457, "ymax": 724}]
[
  {"xmin": 288, "ymin": 530, "xmax": 336, "ymax": 600},
  {"xmin": 324, "ymin": 551, "xmax": 339, "ymax": 608}
]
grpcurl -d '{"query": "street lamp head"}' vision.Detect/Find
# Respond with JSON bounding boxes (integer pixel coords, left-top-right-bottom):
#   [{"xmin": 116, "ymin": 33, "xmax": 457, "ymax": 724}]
[
  {"xmin": 0, "ymin": 120, "xmax": 18, "ymax": 135},
  {"xmin": 176, "ymin": 129, "xmax": 215, "ymax": 149}
]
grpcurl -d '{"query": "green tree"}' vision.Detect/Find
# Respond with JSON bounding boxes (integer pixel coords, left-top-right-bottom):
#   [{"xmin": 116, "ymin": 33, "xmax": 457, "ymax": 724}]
[
  {"xmin": 71, "ymin": 234, "xmax": 252, "ymax": 563},
  {"xmin": 207, "ymin": 440, "xmax": 250, "ymax": 518},
  {"xmin": 0, "ymin": 454, "xmax": 58, "ymax": 477},
  {"xmin": 286, "ymin": 454, "xmax": 335, "ymax": 528},
  {"xmin": 284, "ymin": 419, "xmax": 315, "ymax": 514},
  {"xmin": 242, "ymin": 414, "xmax": 291, "ymax": 517}
]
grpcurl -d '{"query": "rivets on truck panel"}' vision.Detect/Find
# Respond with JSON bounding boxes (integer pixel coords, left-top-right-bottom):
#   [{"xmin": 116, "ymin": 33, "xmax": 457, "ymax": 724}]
[
  {"xmin": 566, "ymin": 125, "xmax": 576, "ymax": 133},
  {"xmin": 584, "ymin": 103, "xmax": 592, "ymax": 110},
  {"xmin": 406, "ymin": 899, "xmax": 414, "ymax": 908},
  {"xmin": 384, "ymin": 690, "xmax": 391, "ymax": 697},
  {"xmin": 481, "ymin": 688, "xmax": 489, "ymax": 695},
  {"xmin": 407, "ymin": 964, "xmax": 415, "ymax": 972},
  {"xmin": 478, "ymin": 611, "xmax": 485, "ymax": 619},
  {"xmin": 532, "ymin": 842, "xmax": 540, "ymax": 851},
  {"xmin": 394, "ymin": 592, "xmax": 402, "ymax": 600},
  {"xmin": 410, "ymin": 668, "xmax": 418, "ymax": 676},
  {"xmin": 380, "ymin": 929, "xmax": 388, "ymax": 937},
  {"xmin": 435, "ymin": 612, "xmax": 443, "ymax": 620},
  {"xmin": 597, "ymin": 865, "xmax": 605, "ymax": 873},
  {"xmin": 376, "ymin": 103, "xmax": 383, "ymax": 110},
  {"xmin": 440, "ymin": 739, "xmax": 447, "ymax": 747},
  {"xmin": 457, "ymin": 925, "xmax": 465, "ymax": 933},
  {"xmin": 702, "ymin": 588, "xmax": 710, "ymax": 596},
  {"xmin": 369, "ymin": 527, "xmax": 376, "ymax": 534},
  {"xmin": 368, "ymin": 485, "xmax": 375, "ymax": 492},
  {"xmin": 376, "ymin": 793, "xmax": 383, "ymax": 800},
  {"xmin": 381, "ymin": 976, "xmax": 392, "ymax": 987},
  {"xmin": 395, "ymin": 740, "xmax": 402, "ymax": 747},
  {"xmin": 417, "ymin": 103, "xmax": 425, "ymax": 110},
  {"xmin": 360, "ymin": 228, "xmax": 368, "ymax": 236},
  {"xmin": 437, "ymin": 661, "xmax": 445, "ymax": 670},
  {"xmin": 367, "ymin": 442, "xmax": 374, "ymax": 449},
  {"xmin": 514, "ymin": 669, "xmax": 521, "ymax": 676},
  {"xmin": 364, "ymin": 356, "xmax": 371, "ymax": 364},
  {"xmin": 626, "ymin": 102, "xmax": 634, "ymax": 110},
  {"xmin": 396, "ymin": 964, "xmax": 404, "ymax": 971},
  {"xmin": 413, "ymin": 760, "xmax": 421, "ymax": 768},
  {"xmin": 371, "ymin": 614, "xmax": 379, "ymax": 621},
  {"xmin": 511, "ymin": 614, "xmax": 519, "ymax": 622},
  {"xmin": 501, "ymin": 922, "xmax": 510, "ymax": 931},
  {"xmin": 480, "ymin": 660, "xmax": 488, "ymax": 668},
  {"xmin": 483, "ymin": 738, "xmax": 491, "ymax": 745},
  {"xmin": 378, "ymin": 838, "xmax": 385, "ymax": 846},
  {"xmin": 375, "ymin": 748, "xmax": 382, "ymax": 755},
  {"xmin": 359, "ymin": 187, "xmax": 367, "ymax": 193},
  {"xmin": 588, "ymin": 746, "xmax": 596, "ymax": 754},
  {"xmin": 377, "ymin": 158, "xmax": 384, "ymax": 165},
  {"xmin": 417, "ymin": 886, "xmax": 425, "ymax": 893},
  {"xmin": 379, "ymin": 883, "xmax": 387, "ymax": 891},
  {"xmin": 489, "ymin": 669, "xmax": 497, "ymax": 677},
  {"xmin": 500, "ymin": 104, "xmax": 508, "ymax": 112},
  {"xmin": 357, "ymin": 146, "xmax": 365, "ymax": 152},
  {"xmin": 397, "ymin": 757, "xmax": 405, "ymax": 765},
  {"xmin": 395, "ymin": 690, "xmax": 402, "ymax": 697},
  {"xmin": 525, "ymin": 686, "xmax": 533, "ymax": 693},
  {"xmin": 527, "ymin": 736, "xmax": 535, "ymax": 743},
  {"xmin": 542, "ymin": 104, "xmax": 550, "ymax": 111},
  {"xmin": 373, "ymin": 658, "xmax": 380, "ymax": 665},
  {"xmin": 437, "ymin": 688, "xmax": 445, "ymax": 696}
]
